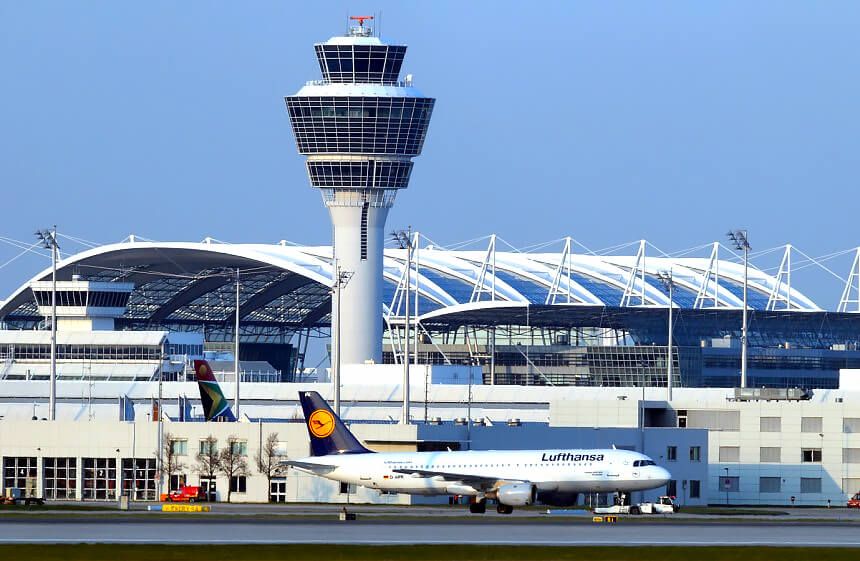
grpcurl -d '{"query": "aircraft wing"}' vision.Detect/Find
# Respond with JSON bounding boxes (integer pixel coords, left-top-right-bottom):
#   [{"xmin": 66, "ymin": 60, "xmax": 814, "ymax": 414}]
[
  {"xmin": 392, "ymin": 467, "xmax": 525, "ymax": 490},
  {"xmin": 280, "ymin": 460, "xmax": 338, "ymax": 475}
]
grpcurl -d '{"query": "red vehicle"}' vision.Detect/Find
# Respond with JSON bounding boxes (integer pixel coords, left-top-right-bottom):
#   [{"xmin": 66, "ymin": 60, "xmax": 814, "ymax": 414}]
[
  {"xmin": 848, "ymin": 493, "xmax": 860, "ymax": 508},
  {"xmin": 160, "ymin": 485, "xmax": 204, "ymax": 503}
]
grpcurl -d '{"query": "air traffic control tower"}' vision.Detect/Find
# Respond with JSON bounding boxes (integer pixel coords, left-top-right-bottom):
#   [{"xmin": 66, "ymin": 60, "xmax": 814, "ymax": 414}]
[{"xmin": 286, "ymin": 17, "xmax": 434, "ymax": 365}]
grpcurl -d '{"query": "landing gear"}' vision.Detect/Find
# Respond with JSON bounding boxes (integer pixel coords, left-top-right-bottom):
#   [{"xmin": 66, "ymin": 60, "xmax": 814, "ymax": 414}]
[
  {"xmin": 496, "ymin": 503, "xmax": 514, "ymax": 515},
  {"xmin": 469, "ymin": 499, "xmax": 487, "ymax": 514}
]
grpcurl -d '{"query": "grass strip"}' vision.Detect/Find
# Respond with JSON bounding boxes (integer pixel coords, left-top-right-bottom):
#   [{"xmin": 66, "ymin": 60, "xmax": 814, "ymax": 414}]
[{"xmin": 0, "ymin": 545, "xmax": 858, "ymax": 561}]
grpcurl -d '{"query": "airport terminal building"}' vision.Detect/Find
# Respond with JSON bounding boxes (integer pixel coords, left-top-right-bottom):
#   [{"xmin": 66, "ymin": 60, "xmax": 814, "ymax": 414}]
[{"xmin": 0, "ymin": 240, "xmax": 859, "ymax": 506}]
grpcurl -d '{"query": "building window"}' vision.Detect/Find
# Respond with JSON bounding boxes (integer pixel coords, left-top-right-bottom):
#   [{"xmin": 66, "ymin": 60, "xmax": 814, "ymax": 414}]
[
  {"xmin": 270, "ymin": 477, "xmax": 287, "ymax": 503},
  {"xmin": 760, "ymin": 477, "xmax": 781, "ymax": 493},
  {"xmin": 121, "ymin": 458, "xmax": 157, "ymax": 501},
  {"xmin": 801, "ymin": 417, "xmax": 823, "ymax": 433},
  {"xmin": 230, "ymin": 441, "xmax": 248, "ymax": 456},
  {"xmin": 199, "ymin": 439, "xmax": 217, "ymax": 455},
  {"xmin": 844, "ymin": 448, "xmax": 860, "ymax": 464},
  {"xmin": 666, "ymin": 446, "xmax": 677, "ymax": 461},
  {"xmin": 719, "ymin": 446, "xmax": 740, "ymax": 462},
  {"xmin": 800, "ymin": 477, "xmax": 822, "ymax": 494},
  {"xmin": 689, "ymin": 480, "xmax": 701, "ymax": 499},
  {"xmin": 82, "ymin": 458, "xmax": 117, "ymax": 501},
  {"xmin": 801, "ymin": 448, "xmax": 822, "ymax": 463},
  {"xmin": 2, "ymin": 456, "xmax": 37, "ymax": 494},
  {"xmin": 760, "ymin": 447, "xmax": 781, "ymax": 463},
  {"xmin": 689, "ymin": 446, "xmax": 701, "ymax": 462},
  {"xmin": 666, "ymin": 480, "xmax": 677, "ymax": 497},
  {"xmin": 169, "ymin": 474, "xmax": 187, "ymax": 491},
  {"xmin": 200, "ymin": 477, "xmax": 216, "ymax": 502},
  {"xmin": 721, "ymin": 476, "xmax": 739, "ymax": 493},
  {"xmin": 844, "ymin": 418, "xmax": 860, "ymax": 433},
  {"xmin": 339, "ymin": 481, "xmax": 356, "ymax": 494},
  {"xmin": 760, "ymin": 417, "xmax": 781, "ymax": 432},
  {"xmin": 44, "ymin": 457, "xmax": 77, "ymax": 500},
  {"xmin": 170, "ymin": 440, "xmax": 188, "ymax": 456},
  {"xmin": 229, "ymin": 476, "xmax": 247, "ymax": 494}
]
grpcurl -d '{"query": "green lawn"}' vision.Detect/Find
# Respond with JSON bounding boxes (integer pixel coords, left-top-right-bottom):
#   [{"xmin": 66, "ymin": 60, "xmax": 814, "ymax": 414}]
[{"xmin": 1, "ymin": 545, "xmax": 858, "ymax": 561}]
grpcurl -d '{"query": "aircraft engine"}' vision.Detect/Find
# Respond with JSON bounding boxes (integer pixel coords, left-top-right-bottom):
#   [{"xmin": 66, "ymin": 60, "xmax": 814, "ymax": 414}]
[{"xmin": 496, "ymin": 483, "xmax": 536, "ymax": 506}]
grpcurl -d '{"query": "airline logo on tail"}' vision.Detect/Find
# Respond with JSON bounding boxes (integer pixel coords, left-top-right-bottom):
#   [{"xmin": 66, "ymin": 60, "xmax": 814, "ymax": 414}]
[
  {"xmin": 194, "ymin": 360, "xmax": 237, "ymax": 422},
  {"xmin": 308, "ymin": 409, "xmax": 335, "ymax": 438},
  {"xmin": 298, "ymin": 391, "xmax": 371, "ymax": 456}
]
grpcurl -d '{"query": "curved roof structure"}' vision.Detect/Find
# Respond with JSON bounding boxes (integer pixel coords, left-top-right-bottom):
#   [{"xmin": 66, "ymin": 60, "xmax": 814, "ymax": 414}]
[{"xmin": 0, "ymin": 239, "xmax": 825, "ymax": 343}]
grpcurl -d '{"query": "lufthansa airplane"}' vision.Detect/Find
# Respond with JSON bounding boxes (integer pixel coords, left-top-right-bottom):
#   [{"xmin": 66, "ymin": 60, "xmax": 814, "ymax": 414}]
[{"xmin": 284, "ymin": 391, "xmax": 671, "ymax": 514}]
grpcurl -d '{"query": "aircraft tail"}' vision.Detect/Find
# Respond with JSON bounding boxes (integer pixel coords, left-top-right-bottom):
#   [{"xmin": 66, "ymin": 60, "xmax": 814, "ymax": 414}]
[
  {"xmin": 299, "ymin": 391, "xmax": 371, "ymax": 456},
  {"xmin": 193, "ymin": 360, "xmax": 237, "ymax": 422}
]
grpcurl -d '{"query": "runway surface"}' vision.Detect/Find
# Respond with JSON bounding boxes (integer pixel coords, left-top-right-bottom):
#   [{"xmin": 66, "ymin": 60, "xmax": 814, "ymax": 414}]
[{"xmin": 1, "ymin": 519, "xmax": 859, "ymax": 546}]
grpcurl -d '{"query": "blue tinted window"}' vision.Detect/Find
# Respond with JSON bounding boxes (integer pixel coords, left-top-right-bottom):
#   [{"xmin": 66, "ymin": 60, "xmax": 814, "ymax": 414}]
[
  {"xmin": 568, "ymin": 273, "xmax": 625, "ymax": 305},
  {"xmin": 643, "ymin": 275, "xmax": 699, "ymax": 308},
  {"xmin": 493, "ymin": 270, "xmax": 548, "ymax": 304},
  {"xmin": 418, "ymin": 268, "xmax": 475, "ymax": 304},
  {"xmin": 716, "ymin": 278, "xmax": 770, "ymax": 310}
]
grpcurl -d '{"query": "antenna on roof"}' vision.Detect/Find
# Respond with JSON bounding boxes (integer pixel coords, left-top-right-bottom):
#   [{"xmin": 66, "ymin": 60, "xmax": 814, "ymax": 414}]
[{"xmin": 348, "ymin": 15, "xmax": 374, "ymax": 37}]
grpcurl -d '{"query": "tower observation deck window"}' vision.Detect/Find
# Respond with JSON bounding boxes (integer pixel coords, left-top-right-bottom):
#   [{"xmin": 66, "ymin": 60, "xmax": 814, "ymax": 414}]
[
  {"xmin": 307, "ymin": 160, "xmax": 413, "ymax": 189},
  {"xmin": 315, "ymin": 44, "xmax": 406, "ymax": 84},
  {"xmin": 286, "ymin": 97, "xmax": 435, "ymax": 156}
]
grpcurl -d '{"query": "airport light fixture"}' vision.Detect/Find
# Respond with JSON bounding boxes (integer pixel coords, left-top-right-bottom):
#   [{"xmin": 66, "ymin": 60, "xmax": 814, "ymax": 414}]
[
  {"xmin": 35, "ymin": 227, "xmax": 59, "ymax": 421},
  {"xmin": 391, "ymin": 227, "xmax": 414, "ymax": 425},
  {"xmin": 727, "ymin": 229, "xmax": 751, "ymax": 388},
  {"xmin": 332, "ymin": 264, "xmax": 353, "ymax": 417},
  {"xmin": 656, "ymin": 270, "xmax": 675, "ymax": 402}
]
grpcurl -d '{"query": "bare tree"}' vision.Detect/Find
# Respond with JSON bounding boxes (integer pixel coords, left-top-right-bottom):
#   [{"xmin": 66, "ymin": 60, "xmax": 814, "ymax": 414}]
[
  {"xmin": 156, "ymin": 432, "xmax": 187, "ymax": 493},
  {"xmin": 255, "ymin": 432, "xmax": 286, "ymax": 501},
  {"xmin": 218, "ymin": 437, "xmax": 249, "ymax": 503},
  {"xmin": 194, "ymin": 434, "xmax": 219, "ymax": 501}
]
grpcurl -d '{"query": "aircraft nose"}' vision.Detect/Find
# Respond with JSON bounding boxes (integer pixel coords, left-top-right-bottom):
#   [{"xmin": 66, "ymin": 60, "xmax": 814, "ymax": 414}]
[{"xmin": 653, "ymin": 466, "xmax": 671, "ymax": 485}]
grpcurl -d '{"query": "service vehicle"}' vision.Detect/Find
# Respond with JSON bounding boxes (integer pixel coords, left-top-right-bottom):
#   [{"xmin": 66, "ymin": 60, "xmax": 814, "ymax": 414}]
[
  {"xmin": 594, "ymin": 495, "xmax": 679, "ymax": 515},
  {"xmin": 1, "ymin": 488, "xmax": 44, "ymax": 506},
  {"xmin": 848, "ymin": 492, "xmax": 860, "ymax": 508},
  {"xmin": 160, "ymin": 485, "xmax": 205, "ymax": 503}
]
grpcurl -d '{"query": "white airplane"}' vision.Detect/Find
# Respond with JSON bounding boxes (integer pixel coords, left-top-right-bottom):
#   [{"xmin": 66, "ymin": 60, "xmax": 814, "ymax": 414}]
[{"xmin": 284, "ymin": 391, "xmax": 672, "ymax": 514}]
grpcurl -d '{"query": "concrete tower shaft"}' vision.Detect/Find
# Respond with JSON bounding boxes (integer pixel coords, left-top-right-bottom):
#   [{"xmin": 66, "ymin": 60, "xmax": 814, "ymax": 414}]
[{"xmin": 286, "ymin": 21, "xmax": 434, "ymax": 364}]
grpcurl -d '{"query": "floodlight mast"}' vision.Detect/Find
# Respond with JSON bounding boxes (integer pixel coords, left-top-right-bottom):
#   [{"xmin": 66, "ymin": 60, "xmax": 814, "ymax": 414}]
[
  {"xmin": 656, "ymin": 270, "xmax": 675, "ymax": 401},
  {"xmin": 727, "ymin": 230, "xmax": 751, "ymax": 389},
  {"xmin": 35, "ymin": 227, "xmax": 59, "ymax": 421},
  {"xmin": 391, "ymin": 228, "xmax": 414, "ymax": 425}
]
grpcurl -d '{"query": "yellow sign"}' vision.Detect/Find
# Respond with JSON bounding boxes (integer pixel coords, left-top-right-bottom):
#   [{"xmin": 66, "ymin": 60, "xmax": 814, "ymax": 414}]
[
  {"xmin": 308, "ymin": 408, "xmax": 335, "ymax": 438},
  {"xmin": 162, "ymin": 504, "xmax": 211, "ymax": 513}
]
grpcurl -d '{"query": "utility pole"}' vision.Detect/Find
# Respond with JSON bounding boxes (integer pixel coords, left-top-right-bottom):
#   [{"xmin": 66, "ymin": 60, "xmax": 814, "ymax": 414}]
[
  {"xmin": 234, "ymin": 268, "xmax": 241, "ymax": 418},
  {"xmin": 727, "ymin": 230, "xmax": 751, "ymax": 388},
  {"xmin": 391, "ymin": 228, "xmax": 414, "ymax": 424},
  {"xmin": 157, "ymin": 343, "xmax": 164, "ymax": 499},
  {"xmin": 36, "ymin": 227, "xmax": 59, "ymax": 421},
  {"xmin": 657, "ymin": 270, "xmax": 675, "ymax": 401},
  {"xmin": 332, "ymin": 263, "xmax": 353, "ymax": 417}
]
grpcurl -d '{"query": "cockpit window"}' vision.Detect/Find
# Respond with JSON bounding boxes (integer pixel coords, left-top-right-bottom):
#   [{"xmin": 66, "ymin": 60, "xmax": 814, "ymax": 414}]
[{"xmin": 633, "ymin": 460, "xmax": 657, "ymax": 467}]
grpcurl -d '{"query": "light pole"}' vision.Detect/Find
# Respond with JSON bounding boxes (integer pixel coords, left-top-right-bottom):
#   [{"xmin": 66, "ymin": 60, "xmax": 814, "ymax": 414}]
[
  {"xmin": 156, "ymin": 344, "xmax": 165, "ymax": 500},
  {"xmin": 234, "ymin": 268, "xmax": 240, "ymax": 418},
  {"xmin": 35, "ymin": 227, "xmax": 59, "ymax": 421},
  {"xmin": 391, "ymin": 228, "xmax": 414, "ymax": 425},
  {"xmin": 656, "ymin": 270, "xmax": 675, "ymax": 401},
  {"xmin": 727, "ymin": 230, "xmax": 751, "ymax": 388},
  {"xmin": 331, "ymin": 262, "xmax": 353, "ymax": 417}
]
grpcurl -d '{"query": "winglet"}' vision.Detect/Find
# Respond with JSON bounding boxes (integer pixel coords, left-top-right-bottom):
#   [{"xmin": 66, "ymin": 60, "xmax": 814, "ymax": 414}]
[
  {"xmin": 299, "ymin": 391, "xmax": 371, "ymax": 456},
  {"xmin": 194, "ymin": 360, "xmax": 237, "ymax": 422}
]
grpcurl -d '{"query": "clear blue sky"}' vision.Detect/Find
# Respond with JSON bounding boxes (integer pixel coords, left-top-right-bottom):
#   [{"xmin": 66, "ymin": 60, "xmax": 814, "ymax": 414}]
[{"xmin": 1, "ymin": 1, "xmax": 858, "ymax": 308}]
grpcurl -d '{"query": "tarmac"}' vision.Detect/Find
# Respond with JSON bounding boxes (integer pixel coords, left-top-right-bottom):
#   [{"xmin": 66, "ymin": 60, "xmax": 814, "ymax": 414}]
[{"xmin": 1, "ymin": 504, "xmax": 860, "ymax": 546}]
